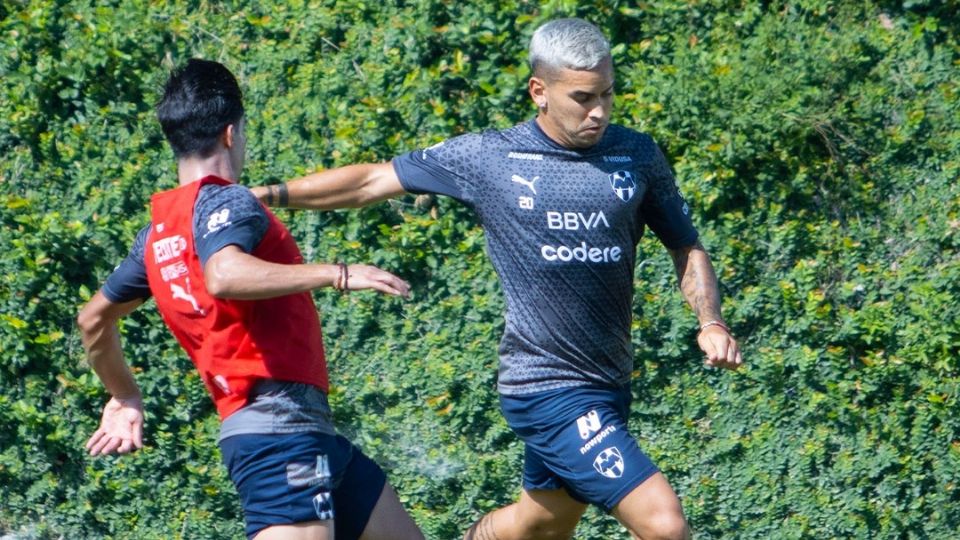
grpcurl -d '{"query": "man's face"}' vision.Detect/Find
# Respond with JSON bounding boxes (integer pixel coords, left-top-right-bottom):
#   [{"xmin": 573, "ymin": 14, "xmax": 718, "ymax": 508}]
[{"xmin": 531, "ymin": 58, "xmax": 614, "ymax": 149}]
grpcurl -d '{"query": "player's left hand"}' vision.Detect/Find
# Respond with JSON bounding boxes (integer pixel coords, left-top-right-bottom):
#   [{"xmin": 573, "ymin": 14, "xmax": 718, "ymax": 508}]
[
  {"xmin": 86, "ymin": 396, "xmax": 144, "ymax": 456},
  {"xmin": 697, "ymin": 325, "xmax": 743, "ymax": 370}
]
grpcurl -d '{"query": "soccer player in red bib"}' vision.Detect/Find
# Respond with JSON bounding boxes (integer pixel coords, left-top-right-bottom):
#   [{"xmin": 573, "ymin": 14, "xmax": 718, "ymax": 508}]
[{"xmin": 77, "ymin": 59, "xmax": 424, "ymax": 540}]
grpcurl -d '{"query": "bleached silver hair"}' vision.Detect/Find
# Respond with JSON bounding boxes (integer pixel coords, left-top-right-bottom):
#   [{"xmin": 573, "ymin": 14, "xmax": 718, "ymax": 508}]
[{"xmin": 529, "ymin": 18, "xmax": 611, "ymax": 76}]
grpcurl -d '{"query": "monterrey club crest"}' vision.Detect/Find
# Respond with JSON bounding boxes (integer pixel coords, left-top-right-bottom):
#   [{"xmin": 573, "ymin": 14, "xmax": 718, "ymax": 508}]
[
  {"xmin": 593, "ymin": 446, "xmax": 625, "ymax": 479},
  {"xmin": 609, "ymin": 170, "xmax": 636, "ymax": 202}
]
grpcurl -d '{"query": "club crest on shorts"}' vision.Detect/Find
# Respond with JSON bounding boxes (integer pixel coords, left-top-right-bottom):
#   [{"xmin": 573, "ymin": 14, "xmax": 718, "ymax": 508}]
[
  {"xmin": 609, "ymin": 170, "xmax": 636, "ymax": 202},
  {"xmin": 593, "ymin": 446, "xmax": 625, "ymax": 479},
  {"xmin": 313, "ymin": 491, "xmax": 334, "ymax": 521}
]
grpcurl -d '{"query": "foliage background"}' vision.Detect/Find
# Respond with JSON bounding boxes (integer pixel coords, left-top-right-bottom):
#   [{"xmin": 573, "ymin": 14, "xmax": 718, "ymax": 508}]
[{"xmin": 2, "ymin": 0, "xmax": 959, "ymax": 538}]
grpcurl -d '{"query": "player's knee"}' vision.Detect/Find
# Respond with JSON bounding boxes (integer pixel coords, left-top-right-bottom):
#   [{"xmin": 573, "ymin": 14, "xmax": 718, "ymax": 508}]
[{"xmin": 640, "ymin": 511, "xmax": 690, "ymax": 540}]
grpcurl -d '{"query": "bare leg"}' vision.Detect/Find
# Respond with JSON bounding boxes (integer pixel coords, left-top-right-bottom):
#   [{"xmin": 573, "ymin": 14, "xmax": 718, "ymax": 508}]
[
  {"xmin": 610, "ymin": 472, "xmax": 690, "ymax": 540},
  {"xmin": 254, "ymin": 521, "xmax": 332, "ymax": 540},
  {"xmin": 464, "ymin": 488, "xmax": 588, "ymax": 540},
  {"xmin": 250, "ymin": 483, "xmax": 421, "ymax": 540},
  {"xmin": 360, "ymin": 482, "xmax": 424, "ymax": 540}
]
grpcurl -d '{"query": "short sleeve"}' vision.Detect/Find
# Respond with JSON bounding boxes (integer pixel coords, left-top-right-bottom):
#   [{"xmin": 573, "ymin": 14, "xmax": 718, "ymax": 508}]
[
  {"xmin": 640, "ymin": 143, "xmax": 699, "ymax": 250},
  {"xmin": 102, "ymin": 225, "xmax": 152, "ymax": 302},
  {"xmin": 193, "ymin": 184, "xmax": 270, "ymax": 266},
  {"xmin": 391, "ymin": 134, "xmax": 483, "ymax": 204}
]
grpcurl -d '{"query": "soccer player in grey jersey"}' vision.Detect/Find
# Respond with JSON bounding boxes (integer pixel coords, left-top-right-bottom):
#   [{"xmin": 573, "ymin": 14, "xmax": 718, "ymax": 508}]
[{"xmin": 255, "ymin": 18, "xmax": 741, "ymax": 540}]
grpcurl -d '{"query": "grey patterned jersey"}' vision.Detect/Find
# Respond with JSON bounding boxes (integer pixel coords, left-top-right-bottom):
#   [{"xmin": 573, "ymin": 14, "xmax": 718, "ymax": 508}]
[{"xmin": 392, "ymin": 119, "xmax": 699, "ymax": 395}]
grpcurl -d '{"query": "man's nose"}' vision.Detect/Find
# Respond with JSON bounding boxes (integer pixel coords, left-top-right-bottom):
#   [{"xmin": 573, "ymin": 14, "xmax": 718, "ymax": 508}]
[{"xmin": 588, "ymin": 102, "xmax": 608, "ymax": 121}]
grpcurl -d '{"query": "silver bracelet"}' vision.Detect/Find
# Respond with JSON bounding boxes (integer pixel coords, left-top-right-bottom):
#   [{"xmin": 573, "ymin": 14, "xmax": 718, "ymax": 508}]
[{"xmin": 698, "ymin": 320, "xmax": 730, "ymax": 334}]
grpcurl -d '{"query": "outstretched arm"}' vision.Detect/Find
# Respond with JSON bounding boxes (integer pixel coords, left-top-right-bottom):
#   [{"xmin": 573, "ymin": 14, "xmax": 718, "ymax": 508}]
[
  {"xmin": 251, "ymin": 162, "xmax": 405, "ymax": 209},
  {"xmin": 77, "ymin": 291, "xmax": 146, "ymax": 456},
  {"xmin": 667, "ymin": 241, "xmax": 742, "ymax": 370},
  {"xmin": 204, "ymin": 245, "xmax": 410, "ymax": 300}
]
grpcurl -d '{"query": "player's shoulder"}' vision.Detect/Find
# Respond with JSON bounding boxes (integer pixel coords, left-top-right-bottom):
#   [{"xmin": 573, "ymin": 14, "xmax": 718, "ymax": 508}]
[
  {"xmin": 492, "ymin": 120, "xmax": 539, "ymax": 141},
  {"xmin": 476, "ymin": 120, "xmax": 555, "ymax": 156},
  {"xmin": 419, "ymin": 131, "xmax": 484, "ymax": 160},
  {"xmin": 605, "ymin": 124, "xmax": 656, "ymax": 146},
  {"xmin": 433, "ymin": 120, "xmax": 536, "ymax": 144},
  {"xmin": 197, "ymin": 182, "xmax": 257, "ymax": 206},
  {"xmin": 196, "ymin": 183, "xmax": 263, "ymax": 213},
  {"xmin": 135, "ymin": 222, "xmax": 152, "ymax": 239},
  {"xmin": 601, "ymin": 124, "xmax": 662, "ymax": 161},
  {"xmin": 194, "ymin": 182, "xmax": 266, "ymax": 228},
  {"xmin": 131, "ymin": 222, "xmax": 152, "ymax": 256}
]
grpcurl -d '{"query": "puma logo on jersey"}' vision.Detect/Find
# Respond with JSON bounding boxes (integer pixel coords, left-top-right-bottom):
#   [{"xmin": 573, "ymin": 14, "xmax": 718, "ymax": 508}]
[
  {"xmin": 511, "ymin": 174, "xmax": 540, "ymax": 195},
  {"xmin": 170, "ymin": 279, "xmax": 205, "ymax": 315}
]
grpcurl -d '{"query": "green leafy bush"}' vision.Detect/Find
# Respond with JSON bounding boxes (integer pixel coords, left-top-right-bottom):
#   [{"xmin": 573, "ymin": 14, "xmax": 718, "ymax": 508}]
[{"xmin": 2, "ymin": 1, "xmax": 958, "ymax": 538}]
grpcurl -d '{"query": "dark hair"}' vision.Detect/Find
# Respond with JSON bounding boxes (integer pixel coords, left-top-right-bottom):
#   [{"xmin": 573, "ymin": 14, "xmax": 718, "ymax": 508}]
[{"xmin": 156, "ymin": 59, "xmax": 244, "ymax": 158}]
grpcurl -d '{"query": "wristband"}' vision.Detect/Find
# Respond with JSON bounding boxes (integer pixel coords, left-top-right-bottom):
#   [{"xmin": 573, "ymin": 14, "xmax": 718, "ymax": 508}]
[
  {"xmin": 278, "ymin": 183, "xmax": 289, "ymax": 208},
  {"xmin": 698, "ymin": 320, "xmax": 729, "ymax": 334}
]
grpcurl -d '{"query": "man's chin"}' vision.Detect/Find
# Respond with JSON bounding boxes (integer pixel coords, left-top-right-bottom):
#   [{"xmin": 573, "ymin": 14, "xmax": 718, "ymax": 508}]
[{"xmin": 573, "ymin": 130, "xmax": 605, "ymax": 148}]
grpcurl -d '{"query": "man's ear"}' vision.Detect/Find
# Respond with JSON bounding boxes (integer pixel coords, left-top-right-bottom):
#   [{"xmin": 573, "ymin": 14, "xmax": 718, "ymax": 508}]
[
  {"xmin": 222, "ymin": 123, "xmax": 236, "ymax": 149},
  {"xmin": 529, "ymin": 76, "xmax": 548, "ymax": 109}
]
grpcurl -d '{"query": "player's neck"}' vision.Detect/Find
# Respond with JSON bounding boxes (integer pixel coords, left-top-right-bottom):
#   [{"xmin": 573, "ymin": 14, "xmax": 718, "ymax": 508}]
[
  {"xmin": 534, "ymin": 115, "xmax": 570, "ymax": 148},
  {"xmin": 176, "ymin": 153, "xmax": 239, "ymax": 186},
  {"xmin": 535, "ymin": 115, "xmax": 598, "ymax": 150}
]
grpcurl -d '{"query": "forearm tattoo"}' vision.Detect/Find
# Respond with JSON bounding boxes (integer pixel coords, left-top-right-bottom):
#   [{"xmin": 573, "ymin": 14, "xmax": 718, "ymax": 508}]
[
  {"xmin": 464, "ymin": 513, "xmax": 501, "ymax": 540},
  {"xmin": 671, "ymin": 241, "xmax": 723, "ymax": 322}
]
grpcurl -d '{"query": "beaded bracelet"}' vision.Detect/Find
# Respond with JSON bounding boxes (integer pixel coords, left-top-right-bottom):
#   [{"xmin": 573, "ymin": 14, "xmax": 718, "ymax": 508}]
[{"xmin": 335, "ymin": 262, "xmax": 349, "ymax": 293}]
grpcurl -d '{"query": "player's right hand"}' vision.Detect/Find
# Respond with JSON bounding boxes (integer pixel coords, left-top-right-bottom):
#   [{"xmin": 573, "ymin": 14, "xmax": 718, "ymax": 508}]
[
  {"xmin": 343, "ymin": 264, "xmax": 411, "ymax": 297},
  {"xmin": 697, "ymin": 325, "xmax": 743, "ymax": 370}
]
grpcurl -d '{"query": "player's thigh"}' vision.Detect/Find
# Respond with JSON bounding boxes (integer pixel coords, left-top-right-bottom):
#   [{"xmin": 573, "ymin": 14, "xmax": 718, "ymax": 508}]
[
  {"xmin": 610, "ymin": 472, "xmax": 689, "ymax": 540},
  {"xmin": 514, "ymin": 400, "xmax": 659, "ymax": 512},
  {"xmin": 512, "ymin": 487, "xmax": 588, "ymax": 537},
  {"xmin": 359, "ymin": 482, "xmax": 424, "ymax": 540},
  {"xmin": 254, "ymin": 520, "xmax": 332, "ymax": 540}
]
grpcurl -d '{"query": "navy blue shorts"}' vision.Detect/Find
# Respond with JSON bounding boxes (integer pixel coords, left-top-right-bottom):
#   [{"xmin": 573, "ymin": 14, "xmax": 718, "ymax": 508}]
[
  {"xmin": 500, "ymin": 385, "xmax": 660, "ymax": 511},
  {"xmin": 220, "ymin": 431, "xmax": 386, "ymax": 539}
]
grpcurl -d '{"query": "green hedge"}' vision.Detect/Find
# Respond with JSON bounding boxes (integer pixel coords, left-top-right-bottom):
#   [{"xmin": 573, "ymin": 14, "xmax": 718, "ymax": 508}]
[{"xmin": 1, "ymin": 1, "xmax": 958, "ymax": 538}]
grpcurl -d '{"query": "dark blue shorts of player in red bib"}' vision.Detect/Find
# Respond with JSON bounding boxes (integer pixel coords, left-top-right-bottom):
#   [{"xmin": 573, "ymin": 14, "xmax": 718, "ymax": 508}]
[
  {"xmin": 499, "ymin": 385, "xmax": 660, "ymax": 511},
  {"xmin": 220, "ymin": 431, "xmax": 386, "ymax": 539}
]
